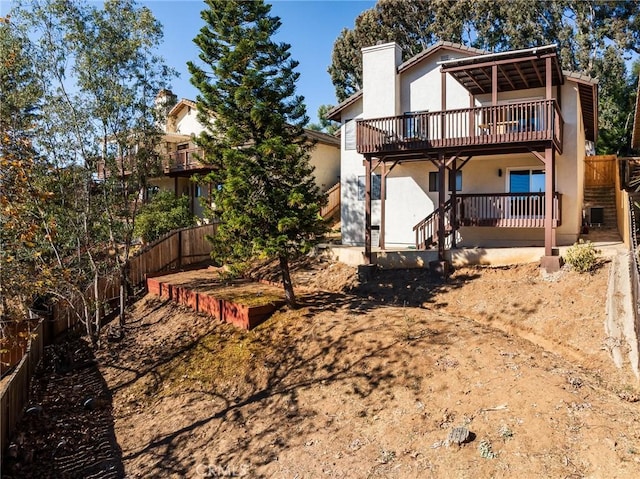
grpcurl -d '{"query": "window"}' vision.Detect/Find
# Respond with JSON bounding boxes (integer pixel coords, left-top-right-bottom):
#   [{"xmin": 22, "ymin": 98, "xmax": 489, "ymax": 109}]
[
  {"xmin": 146, "ymin": 185, "xmax": 159, "ymax": 200},
  {"xmin": 358, "ymin": 174, "xmax": 382, "ymax": 200},
  {"xmin": 429, "ymin": 171, "xmax": 462, "ymax": 192},
  {"xmin": 345, "ymin": 119, "xmax": 356, "ymax": 150},
  {"xmin": 195, "ymin": 184, "xmax": 203, "ymax": 198},
  {"xmin": 509, "ymin": 169, "xmax": 545, "ymax": 193},
  {"xmin": 508, "ymin": 169, "xmax": 545, "ymax": 217}
]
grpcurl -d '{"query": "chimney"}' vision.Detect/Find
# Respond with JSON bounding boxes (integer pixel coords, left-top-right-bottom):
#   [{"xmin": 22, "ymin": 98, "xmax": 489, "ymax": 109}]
[
  {"xmin": 362, "ymin": 42, "xmax": 402, "ymax": 119},
  {"xmin": 154, "ymin": 89, "xmax": 178, "ymax": 131}
]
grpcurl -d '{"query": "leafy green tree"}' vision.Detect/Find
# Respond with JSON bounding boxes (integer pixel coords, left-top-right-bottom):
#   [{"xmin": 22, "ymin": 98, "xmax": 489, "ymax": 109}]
[
  {"xmin": 134, "ymin": 191, "xmax": 196, "ymax": 244},
  {"xmin": 0, "ymin": 15, "xmax": 51, "ymax": 324},
  {"xmin": 189, "ymin": 0, "xmax": 326, "ymax": 307},
  {"xmin": 329, "ymin": 0, "xmax": 640, "ymax": 154},
  {"xmin": 11, "ymin": 0, "xmax": 174, "ymax": 342},
  {"xmin": 306, "ymin": 104, "xmax": 339, "ymax": 135}
]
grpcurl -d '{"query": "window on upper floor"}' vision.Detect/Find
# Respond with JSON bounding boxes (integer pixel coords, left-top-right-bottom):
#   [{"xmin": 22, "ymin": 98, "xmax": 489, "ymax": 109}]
[{"xmin": 345, "ymin": 119, "xmax": 356, "ymax": 150}]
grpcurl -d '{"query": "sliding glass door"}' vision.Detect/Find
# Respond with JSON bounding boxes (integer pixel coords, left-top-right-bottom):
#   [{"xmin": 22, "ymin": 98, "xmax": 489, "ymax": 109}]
[{"xmin": 509, "ymin": 169, "xmax": 545, "ymax": 218}]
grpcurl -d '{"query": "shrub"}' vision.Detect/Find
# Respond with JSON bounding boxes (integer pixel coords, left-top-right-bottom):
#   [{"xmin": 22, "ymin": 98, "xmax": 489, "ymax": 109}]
[
  {"xmin": 564, "ymin": 239, "xmax": 599, "ymax": 273},
  {"xmin": 134, "ymin": 191, "xmax": 196, "ymax": 243}
]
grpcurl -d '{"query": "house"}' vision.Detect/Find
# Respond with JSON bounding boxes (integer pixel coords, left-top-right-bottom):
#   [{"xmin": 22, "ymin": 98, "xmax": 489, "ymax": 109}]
[
  {"xmin": 327, "ymin": 41, "xmax": 598, "ymax": 272},
  {"xmin": 154, "ymin": 95, "xmax": 341, "ymax": 218},
  {"xmin": 98, "ymin": 91, "xmax": 341, "ymax": 219}
]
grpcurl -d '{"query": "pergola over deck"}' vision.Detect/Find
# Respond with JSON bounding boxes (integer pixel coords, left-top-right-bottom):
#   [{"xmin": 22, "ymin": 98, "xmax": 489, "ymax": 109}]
[{"xmin": 357, "ymin": 45, "xmax": 588, "ymax": 271}]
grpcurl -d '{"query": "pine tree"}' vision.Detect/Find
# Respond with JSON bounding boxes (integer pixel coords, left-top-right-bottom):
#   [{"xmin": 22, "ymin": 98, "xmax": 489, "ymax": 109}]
[{"xmin": 188, "ymin": 0, "xmax": 325, "ymax": 307}]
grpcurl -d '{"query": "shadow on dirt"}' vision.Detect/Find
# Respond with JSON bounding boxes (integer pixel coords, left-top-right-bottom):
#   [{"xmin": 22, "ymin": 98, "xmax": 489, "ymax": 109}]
[
  {"xmin": 2, "ymin": 335, "xmax": 124, "ymax": 479},
  {"xmin": 105, "ymin": 265, "xmax": 484, "ymax": 477}
]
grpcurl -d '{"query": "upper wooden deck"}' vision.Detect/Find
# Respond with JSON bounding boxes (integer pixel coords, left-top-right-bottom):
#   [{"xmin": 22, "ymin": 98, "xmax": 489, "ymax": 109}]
[
  {"xmin": 356, "ymin": 99, "xmax": 563, "ymax": 158},
  {"xmin": 163, "ymin": 147, "xmax": 212, "ymax": 176}
]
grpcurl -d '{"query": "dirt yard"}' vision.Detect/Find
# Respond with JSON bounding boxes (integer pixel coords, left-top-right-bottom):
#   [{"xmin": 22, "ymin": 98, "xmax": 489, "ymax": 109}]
[{"xmin": 4, "ymin": 257, "xmax": 640, "ymax": 478}]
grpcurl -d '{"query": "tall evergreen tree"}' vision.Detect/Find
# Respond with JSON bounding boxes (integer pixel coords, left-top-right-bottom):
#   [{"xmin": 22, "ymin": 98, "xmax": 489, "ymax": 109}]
[{"xmin": 188, "ymin": 0, "xmax": 325, "ymax": 307}]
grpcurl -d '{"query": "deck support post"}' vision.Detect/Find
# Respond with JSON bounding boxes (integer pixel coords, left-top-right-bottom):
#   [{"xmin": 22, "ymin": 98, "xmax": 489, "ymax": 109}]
[
  {"xmin": 364, "ymin": 157, "xmax": 372, "ymax": 265},
  {"xmin": 380, "ymin": 161, "xmax": 386, "ymax": 250},
  {"xmin": 450, "ymin": 157, "xmax": 457, "ymax": 248},
  {"xmin": 540, "ymin": 146, "xmax": 561, "ymax": 272},
  {"xmin": 437, "ymin": 153, "xmax": 447, "ymax": 262}
]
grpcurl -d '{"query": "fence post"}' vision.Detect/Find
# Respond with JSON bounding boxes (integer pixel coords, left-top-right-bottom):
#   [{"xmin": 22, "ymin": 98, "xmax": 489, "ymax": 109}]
[{"xmin": 177, "ymin": 229, "xmax": 183, "ymax": 269}]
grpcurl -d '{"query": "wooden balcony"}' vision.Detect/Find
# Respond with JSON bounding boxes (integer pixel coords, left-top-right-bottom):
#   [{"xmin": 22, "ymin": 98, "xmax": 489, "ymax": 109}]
[
  {"xmin": 163, "ymin": 148, "xmax": 212, "ymax": 175},
  {"xmin": 356, "ymin": 99, "xmax": 563, "ymax": 157}
]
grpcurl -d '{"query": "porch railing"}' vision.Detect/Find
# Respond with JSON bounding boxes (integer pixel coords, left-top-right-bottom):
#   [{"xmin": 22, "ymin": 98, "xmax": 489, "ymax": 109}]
[
  {"xmin": 412, "ymin": 192, "xmax": 562, "ymax": 249},
  {"xmin": 163, "ymin": 147, "xmax": 208, "ymax": 173},
  {"xmin": 413, "ymin": 199, "xmax": 454, "ymax": 250},
  {"xmin": 357, "ymin": 99, "xmax": 563, "ymax": 155},
  {"xmin": 455, "ymin": 192, "xmax": 561, "ymax": 228}
]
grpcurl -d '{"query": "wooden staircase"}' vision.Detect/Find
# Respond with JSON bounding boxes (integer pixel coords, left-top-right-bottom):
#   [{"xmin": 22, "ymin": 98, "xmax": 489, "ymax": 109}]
[
  {"xmin": 584, "ymin": 186, "xmax": 617, "ymax": 228},
  {"xmin": 413, "ymin": 200, "xmax": 455, "ymax": 249}
]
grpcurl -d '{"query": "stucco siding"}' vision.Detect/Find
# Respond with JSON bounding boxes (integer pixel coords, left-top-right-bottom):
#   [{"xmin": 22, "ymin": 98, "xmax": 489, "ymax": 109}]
[
  {"xmin": 340, "ymin": 102, "xmax": 365, "ymax": 245},
  {"xmin": 309, "ymin": 142, "xmax": 340, "ymax": 191},
  {"xmin": 174, "ymin": 106, "xmax": 204, "ymax": 136},
  {"xmin": 401, "ymin": 51, "xmax": 473, "ymax": 114}
]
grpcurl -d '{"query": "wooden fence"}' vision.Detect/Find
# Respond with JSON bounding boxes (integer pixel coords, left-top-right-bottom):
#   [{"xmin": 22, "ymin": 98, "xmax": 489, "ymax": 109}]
[
  {"xmin": 0, "ymin": 321, "xmax": 44, "ymax": 458},
  {"xmin": 0, "ymin": 224, "xmax": 216, "ymax": 460},
  {"xmin": 585, "ymin": 155, "xmax": 617, "ymax": 187},
  {"xmin": 320, "ymin": 182, "xmax": 341, "ymax": 219}
]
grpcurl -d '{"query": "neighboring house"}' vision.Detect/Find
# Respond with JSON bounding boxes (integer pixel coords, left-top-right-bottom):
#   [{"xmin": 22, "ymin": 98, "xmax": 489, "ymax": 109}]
[
  {"xmin": 327, "ymin": 41, "xmax": 598, "ymax": 271},
  {"xmin": 99, "ymin": 92, "xmax": 341, "ymax": 219}
]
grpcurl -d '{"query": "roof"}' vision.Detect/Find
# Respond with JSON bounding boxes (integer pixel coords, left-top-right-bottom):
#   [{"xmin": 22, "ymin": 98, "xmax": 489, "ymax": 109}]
[
  {"xmin": 563, "ymin": 71, "xmax": 599, "ymax": 143},
  {"xmin": 326, "ymin": 90, "xmax": 363, "ymax": 122},
  {"xmin": 303, "ymin": 128, "xmax": 340, "ymax": 146},
  {"xmin": 397, "ymin": 41, "xmax": 486, "ymax": 73},
  {"xmin": 633, "ymin": 78, "xmax": 640, "ymax": 149},
  {"xmin": 165, "ymin": 97, "xmax": 338, "ymax": 146},
  {"xmin": 167, "ymin": 98, "xmax": 197, "ymax": 118}
]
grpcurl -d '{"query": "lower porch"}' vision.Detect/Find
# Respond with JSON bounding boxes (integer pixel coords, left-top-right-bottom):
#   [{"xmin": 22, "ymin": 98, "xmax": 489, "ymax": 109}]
[{"xmin": 321, "ymin": 227, "xmax": 623, "ymax": 269}]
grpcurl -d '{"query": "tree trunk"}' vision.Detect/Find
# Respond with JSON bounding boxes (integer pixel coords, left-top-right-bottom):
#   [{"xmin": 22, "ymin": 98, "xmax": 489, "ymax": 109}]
[
  {"xmin": 92, "ymin": 273, "xmax": 100, "ymax": 346},
  {"xmin": 279, "ymin": 255, "xmax": 297, "ymax": 308},
  {"xmin": 118, "ymin": 264, "xmax": 127, "ymax": 338}
]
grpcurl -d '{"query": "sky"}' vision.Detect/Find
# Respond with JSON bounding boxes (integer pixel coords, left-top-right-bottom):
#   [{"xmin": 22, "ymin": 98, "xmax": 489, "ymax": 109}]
[
  {"xmin": 0, "ymin": 0, "xmax": 375, "ymax": 124},
  {"xmin": 139, "ymin": 0, "xmax": 376, "ymax": 124}
]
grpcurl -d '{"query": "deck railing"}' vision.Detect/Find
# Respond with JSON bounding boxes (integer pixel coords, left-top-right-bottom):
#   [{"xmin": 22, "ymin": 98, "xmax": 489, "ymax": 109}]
[
  {"xmin": 163, "ymin": 147, "xmax": 208, "ymax": 173},
  {"xmin": 455, "ymin": 192, "xmax": 561, "ymax": 228},
  {"xmin": 357, "ymin": 99, "xmax": 562, "ymax": 155},
  {"xmin": 412, "ymin": 192, "xmax": 562, "ymax": 249}
]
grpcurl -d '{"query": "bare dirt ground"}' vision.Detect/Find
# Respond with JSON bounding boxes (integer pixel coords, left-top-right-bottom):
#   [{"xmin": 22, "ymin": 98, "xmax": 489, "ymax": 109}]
[{"xmin": 4, "ymin": 256, "xmax": 640, "ymax": 478}]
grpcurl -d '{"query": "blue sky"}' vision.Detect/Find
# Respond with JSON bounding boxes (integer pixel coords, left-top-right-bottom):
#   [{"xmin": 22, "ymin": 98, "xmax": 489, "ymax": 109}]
[
  {"xmin": 140, "ymin": 0, "xmax": 375, "ymax": 124},
  {"xmin": 0, "ymin": 0, "xmax": 375, "ymax": 124}
]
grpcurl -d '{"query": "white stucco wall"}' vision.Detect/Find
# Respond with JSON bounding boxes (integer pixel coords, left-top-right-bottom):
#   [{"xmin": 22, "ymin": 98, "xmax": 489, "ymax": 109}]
[
  {"xmin": 400, "ymin": 48, "xmax": 473, "ymax": 114},
  {"xmin": 174, "ymin": 105, "xmax": 204, "ymax": 136},
  {"xmin": 362, "ymin": 43, "xmax": 402, "ymax": 118}
]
